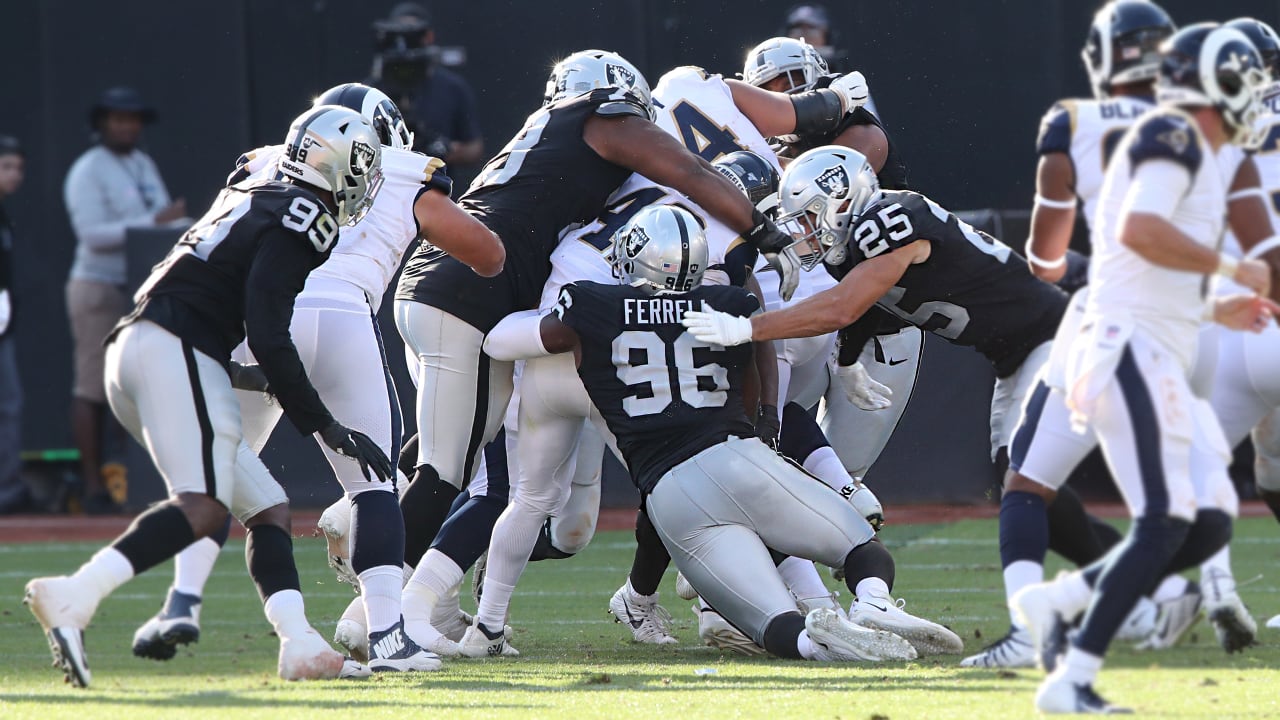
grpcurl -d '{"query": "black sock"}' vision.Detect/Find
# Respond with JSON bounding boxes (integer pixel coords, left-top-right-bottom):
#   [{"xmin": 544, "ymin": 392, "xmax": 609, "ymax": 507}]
[
  {"xmin": 842, "ymin": 539, "xmax": 895, "ymax": 594},
  {"xmin": 529, "ymin": 518, "xmax": 575, "ymax": 561},
  {"xmin": 350, "ymin": 490, "xmax": 405, "ymax": 574},
  {"xmin": 246, "ymin": 524, "xmax": 301, "ymax": 603},
  {"xmin": 1047, "ymin": 485, "xmax": 1111, "ymax": 566},
  {"xmin": 999, "ymin": 490, "xmax": 1048, "ymax": 571},
  {"xmin": 399, "ymin": 464, "xmax": 461, "ymax": 568},
  {"xmin": 629, "ymin": 507, "xmax": 670, "ymax": 596},
  {"xmin": 1261, "ymin": 489, "xmax": 1280, "ymax": 524},
  {"xmin": 762, "ymin": 611, "xmax": 806, "ymax": 659},
  {"xmin": 1164, "ymin": 510, "xmax": 1233, "ymax": 573},
  {"xmin": 430, "ymin": 493, "xmax": 506, "ymax": 572},
  {"xmin": 112, "ymin": 504, "xmax": 199, "ymax": 575}
]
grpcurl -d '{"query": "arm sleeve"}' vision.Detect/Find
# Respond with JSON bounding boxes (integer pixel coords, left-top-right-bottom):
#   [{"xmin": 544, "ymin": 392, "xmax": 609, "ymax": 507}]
[
  {"xmin": 244, "ymin": 227, "xmax": 334, "ymax": 435},
  {"xmin": 482, "ymin": 309, "xmax": 551, "ymax": 361},
  {"xmin": 1121, "ymin": 158, "xmax": 1192, "ymax": 221},
  {"xmin": 64, "ymin": 163, "xmax": 156, "ymax": 251},
  {"xmin": 1036, "ymin": 103, "xmax": 1073, "ymax": 156},
  {"xmin": 835, "ymin": 310, "xmax": 881, "ymax": 366},
  {"xmin": 722, "ymin": 240, "xmax": 759, "ymax": 288}
]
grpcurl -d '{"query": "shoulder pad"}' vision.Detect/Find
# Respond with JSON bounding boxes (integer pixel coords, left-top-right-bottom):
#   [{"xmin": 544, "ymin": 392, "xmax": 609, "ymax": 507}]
[
  {"xmin": 1127, "ymin": 111, "xmax": 1202, "ymax": 176},
  {"xmin": 668, "ymin": 65, "xmax": 712, "ymax": 82},
  {"xmin": 1036, "ymin": 102, "xmax": 1074, "ymax": 156}
]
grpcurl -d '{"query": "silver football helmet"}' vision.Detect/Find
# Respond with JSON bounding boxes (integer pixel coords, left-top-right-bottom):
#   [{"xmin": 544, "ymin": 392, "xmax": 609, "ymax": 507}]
[
  {"xmin": 277, "ymin": 105, "xmax": 384, "ymax": 226},
  {"xmin": 742, "ymin": 37, "xmax": 829, "ymax": 93},
  {"xmin": 314, "ymin": 83, "xmax": 414, "ymax": 149},
  {"xmin": 776, "ymin": 146, "xmax": 881, "ymax": 269},
  {"xmin": 544, "ymin": 49, "xmax": 655, "ymax": 120},
  {"xmin": 607, "ymin": 205, "xmax": 708, "ymax": 294}
]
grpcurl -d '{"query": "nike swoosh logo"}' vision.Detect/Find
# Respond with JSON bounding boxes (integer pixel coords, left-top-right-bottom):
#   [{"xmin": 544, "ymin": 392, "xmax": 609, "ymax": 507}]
[
  {"xmin": 887, "ymin": 358, "xmax": 908, "ymax": 366},
  {"xmin": 864, "ymin": 603, "xmax": 888, "ymax": 612}
]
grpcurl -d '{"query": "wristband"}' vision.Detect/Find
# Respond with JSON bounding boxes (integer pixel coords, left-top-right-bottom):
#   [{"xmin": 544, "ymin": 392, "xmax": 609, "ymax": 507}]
[
  {"xmin": 1026, "ymin": 247, "xmax": 1068, "ymax": 269},
  {"xmin": 1216, "ymin": 253, "xmax": 1240, "ymax": 279},
  {"xmin": 1245, "ymin": 235, "xmax": 1280, "ymax": 260},
  {"xmin": 1227, "ymin": 187, "xmax": 1267, "ymax": 203},
  {"xmin": 1034, "ymin": 194, "xmax": 1076, "ymax": 210}
]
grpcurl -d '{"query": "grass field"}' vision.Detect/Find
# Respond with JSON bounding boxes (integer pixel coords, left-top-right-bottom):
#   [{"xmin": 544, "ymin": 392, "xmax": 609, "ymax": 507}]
[{"xmin": 3, "ymin": 517, "xmax": 1280, "ymax": 719}]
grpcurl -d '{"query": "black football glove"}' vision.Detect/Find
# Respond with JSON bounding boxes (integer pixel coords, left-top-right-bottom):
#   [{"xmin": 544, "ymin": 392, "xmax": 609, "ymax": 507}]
[
  {"xmin": 228, "ymin": 362, "xmax": 271, "ymax": 394},
  {"xmin": 320, "ymin": 421, "xmax": 394, "ymax": 482},
  {"xmin": 755, "ymin": 404, "xmax": 781, "ymax": 451}
]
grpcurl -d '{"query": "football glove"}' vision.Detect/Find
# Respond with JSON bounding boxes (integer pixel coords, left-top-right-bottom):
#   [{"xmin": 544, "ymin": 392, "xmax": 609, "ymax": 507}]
[
  {"xmin": 228, "ymin": 361, "xmax": 271, "ymax": 394},
  {"xmin": 320, "ymin": 422, "xmax": 394, "ymax": 482},
  {"xmin": 744, "ymin": 211, "xmax": 800, "ymax": 301},
  {"xmin": 832, "ymin": 361, "xmax": 892, "ymax": 411},
  {"xmin": 754, "ymin": 404, "xmax": 780, "ymax": 450},
  {"xmin": 682, "ymin": 304, "xmax": 754, "ymax": 347},
  {"xmin": 828, "ymin": 71, "xmax": 870, "ymax": 114}
]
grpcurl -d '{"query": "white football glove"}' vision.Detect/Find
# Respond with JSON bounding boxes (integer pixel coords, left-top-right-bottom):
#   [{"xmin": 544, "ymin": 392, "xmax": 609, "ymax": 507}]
[
  {"xmin": 682, "ymin": 304, "xmax": 754, "ymax": 347},
  {"xmin": 764, "ymin": 246, "xmax": 802, "ymax": 302},
  {"xmin": 839, "ymin": 479, "xmax": 884, "ymax": 530},
  {"xmin": 828, "ymin": 71, "xmax": 870, "ymax": 114},
  {"xmin": 832, "ymin": 361, "xmax": 892, "ymax": 410}
]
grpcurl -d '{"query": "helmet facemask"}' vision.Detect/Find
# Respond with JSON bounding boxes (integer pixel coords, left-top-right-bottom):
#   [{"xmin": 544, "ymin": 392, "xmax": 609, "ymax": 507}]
[{"xmin": 776, "ymin": 147, "xmax": 882, "ymax": 270}]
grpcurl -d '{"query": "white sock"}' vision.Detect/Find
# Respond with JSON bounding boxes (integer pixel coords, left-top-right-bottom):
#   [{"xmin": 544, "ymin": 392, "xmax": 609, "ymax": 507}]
[
  {"xmin": 358, "ymin": 565, "xmax": 403, "ymax": 634},
  {"xmin": 476, "ymin": 500, "xmax": 548, "ymax": 629},
  {"xmin": 73, "ymin": 546, "xmax": 135, "ymax": 601},
  {"xmin": 263, "ymin": 589, "xmax": 311, "ymax": 641},
  {"xmin": 1152, "ymin": 574, "xmax": 1191, "ymax": 603},
  {"xmin": 173, "ymin": 537, "xmax": 221, "ymax": 598},
  {"xmin": 803, "ymin": 446, "xmax": 851, "ymax": 492},
  {"xmin": 431, "ymin": 584, "xmax": 463, "ymax": 626},
  {"xmin": 1003, "ymin": 560, "xmax": 1043, "ymax": 624},
  {"xmin": 854, "ymin": 576, "xmax": 891, "ymax": 602},
  {"xmin": 409, "ymin": 550, "xmax": 464, "ymax": 599},
  {"xmin": 1061, "ymin": 646, "xmax": 1103, "ymax": 686},
  {"xmin": 402, "ymin": 563, "xmax": 414, "ymax": 586},
  {"xmin": 797, "ymin": 629, "xmax": 819, "ymax": 660},
  {"xmin": 1048, "ymin": 571, "xmax": 1093, "ymax": 620},
  {"xmin": 625, "ymin": 577, "xmax": 658, "ymax": 604},
  {"xmin": 1201, "ymin": 546, "xmax": 1232, "ymax": 580},
  {"xmin": 778, "ymin": 557, "xmax": 829, "ymax": 600}
]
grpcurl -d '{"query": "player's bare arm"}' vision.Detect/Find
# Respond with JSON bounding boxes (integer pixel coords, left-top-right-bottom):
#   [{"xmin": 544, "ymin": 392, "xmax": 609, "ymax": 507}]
[
  {"xmin": 413, "ymin": 188, "xmax": 505, "ymax": 277},
  {"xmin": 1225, "ymin": 155, "xmax": 1280, "ymax": 303},
  {"xmin": 1026, "ymin": 152, "xmax": 1077, "ymax": 283},
  {"xmin": 831, "ymin": 123, "xmax": 888, "ymax": 174}
]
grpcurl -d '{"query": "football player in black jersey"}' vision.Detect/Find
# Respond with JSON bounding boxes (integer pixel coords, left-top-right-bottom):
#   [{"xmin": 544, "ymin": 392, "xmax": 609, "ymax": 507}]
[
  {"xmin": 390, "ymin": 48, "xmax": 873, "ymax": 621},
  {"xmin": 24, "ymin": 106, "xmax": 391, "ymax": 686},
  {"xmin": 479, "ymin": 203, "xmax": 960, "ymax": 659},
  {"xmin": 684, "ymin": 146, "xmax": 1069, "ymax": 466}
]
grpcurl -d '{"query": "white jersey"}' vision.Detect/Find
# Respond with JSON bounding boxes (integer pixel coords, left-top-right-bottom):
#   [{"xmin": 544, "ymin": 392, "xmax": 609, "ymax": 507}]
[
  {"xmin": 1217, "ymin": 88, "xmax": 1280, "ymax": 276},
  {"xmin": 238, "ymin": 144, "xmax": 448, "ymax": 310},
  {"xmin": 1087, "ymin": 106, "xmax": 1226, "ymax": 368},
  {"xmin": 1036, "ymin": 96, "xmax": 1153, "ymax": 230},
  {"xmin": 541, "ymin": 66, "xmax": 781, "ymax": 308}
]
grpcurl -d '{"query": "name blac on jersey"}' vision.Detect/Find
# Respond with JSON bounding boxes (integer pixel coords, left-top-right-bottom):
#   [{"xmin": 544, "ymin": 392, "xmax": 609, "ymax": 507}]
[
  {"xmin": 1099, "ymin": 102, "xmax": 1146, "ymax": 120},
  {"xmin": 622, "ymin": 296, "xmax": 705, "ymax": 326}
]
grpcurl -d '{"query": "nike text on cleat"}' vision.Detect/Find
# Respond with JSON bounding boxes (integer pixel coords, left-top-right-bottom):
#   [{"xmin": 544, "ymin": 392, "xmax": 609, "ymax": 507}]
[
  {"xmin": 958, "ymin": 626, "xmax": 1036, "ymax": 668},
  {"xmin": 608, "ymin": 584, "xmax": 678, "ymax": 645},
  {"xmin": 25, "ymin": 577, "xmax": 96, "ymax": 688},
  {"xmin": 1136, "ymin": 581, "xmax": 1202, "ymax": 651},
  {"xmin": 1035, "ymin": 671, "xmax": 1133, "ymax": 714},
  {"xmin": 694, "ymin": 606, "xmax": 766, "ymax": 656},
  {"xmin": 368, "ymin": 620, "xmax": 443, "ymax": 672},
  {"xmin": 847, "ymin": 596, "xmax": 964, "ymax": 655},
  {"xmin": 132, "ymin": 587, "xmax": 202, "ymax": 661},
  {"xmin": 805, "ymin": 607, "xmax": 917, "ymax": 662}
]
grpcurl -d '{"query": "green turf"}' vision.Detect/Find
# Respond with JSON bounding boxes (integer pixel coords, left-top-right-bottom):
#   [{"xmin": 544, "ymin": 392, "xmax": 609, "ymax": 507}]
[{"xmin": 3, "ymin": 517, "xmax": 1280, "ymax": 719}]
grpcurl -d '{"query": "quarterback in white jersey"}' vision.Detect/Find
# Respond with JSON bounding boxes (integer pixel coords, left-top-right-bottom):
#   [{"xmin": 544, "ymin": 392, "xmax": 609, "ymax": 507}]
[
  {"xmin": 130, "ymin": 85, "xmax": 503, "ymax": 672},
  {"xmin": 1010, "ymin": 24, "xmax": 1274, "ymax": 715}
]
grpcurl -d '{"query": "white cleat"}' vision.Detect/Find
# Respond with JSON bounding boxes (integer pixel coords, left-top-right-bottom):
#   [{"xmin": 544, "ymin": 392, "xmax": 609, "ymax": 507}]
[
  {"xmin": 794, "ymin": 590, "xmax": 843, "ymax": 618},
  {"xmin": 368, "ymin": 620, "xmax": 443, "ymax": 672},
  {"xmin": 1114, "ymin": 598, "xmax": 1157, "ymax": 642},
  {"xmin": 847, "ymin": 595, "xmax": 963, "ymax": 656},
  {"xmin": 694, "ymin": 606, "xmax": 766, "ymax": 656},
  {"xmin": 457, "ymin": 617, "xmax": 518, "ymax": 658},
  {"xmin": 333, "ymin": 595, "xmax": 369, "ymax": 663},
  {"xmin": 674, "ymin": 572, "xmax": 698, "ymax": 601},
  {"xmin": 1267, "ymin": 614, "xmax": 1280, "ymax": 629},
  {"xmin": 278, "ymin": 628, "xmax": 370, "ymax": 680},
  {"xmin": 1010, "ymin": 582, "xmax": 1069, "ymax": 670},
  {"xmin": 1202, "ymin": 570, "xmax": 1257, "ymax": 654},
  {"xmin": 1136, "ymin": 581, "xmax": 1202, "ymax": 651},
  {"xmin": 958, "ymin": 626, "xmax": 1036, "ymax": 668},
  {"xmin": 25, "ymin": 577, "xmax": 96, "ymax": 688},
  {"xmin": 317, "ymin": 499, "xmax": 358, "ymax": 588},
  {"xmin": 1035, "ymin": 667, "xmax": 1133, "ymax": 714},
  {"xmin": 805, "ymin": 607, "xmax": 917, "ymax": 662},
  {"xmin": 608, "ymin": 585, "xmax": 678, "ymax": 645}
]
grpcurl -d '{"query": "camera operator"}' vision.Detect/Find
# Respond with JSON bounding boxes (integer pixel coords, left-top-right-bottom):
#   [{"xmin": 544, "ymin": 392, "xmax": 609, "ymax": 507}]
[{"xmin": 369, "ymin": 2, "xmax": 484, "ymax": 173}]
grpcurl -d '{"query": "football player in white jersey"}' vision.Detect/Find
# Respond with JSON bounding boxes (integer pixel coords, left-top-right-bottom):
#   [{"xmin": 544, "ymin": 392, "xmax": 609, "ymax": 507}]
[
  {"xmin": 967, "ymin": 0, "xmax": 1184, "ymax": 669},
  {"xmin": 128, "ymin": 84, "xmax": 504, "ymax": 672},
  {"xmin": 1009, "ymin": 24, "xmax": 1275, "ymax": 714}
]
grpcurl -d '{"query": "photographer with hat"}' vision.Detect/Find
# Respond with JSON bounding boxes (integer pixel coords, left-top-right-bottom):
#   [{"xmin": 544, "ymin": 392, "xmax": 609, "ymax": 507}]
[{"xmin": 63, "ymin": 86, "xmax": 186, "ymax": 514}]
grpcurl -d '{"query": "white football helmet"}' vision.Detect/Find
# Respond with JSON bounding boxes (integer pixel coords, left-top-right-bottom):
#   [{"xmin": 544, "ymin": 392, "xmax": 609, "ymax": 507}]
[
  {"xmin": 544, "ymin": 49, "xmax": 655, "ymax": 120},
  {"xmin": 742, "ymin": 37, "xmax": 828, "ymax": 93},
  {"xmin": 1157, "ymin": 23, "xmax": 1269, "ymax": 148},
  {"xmin": 607, "ymin": 205, "xmax": 708, "ymax": 294},
  {"xmin": 277, "ymin": 105, "xmax": 384, "ymax": 226},
  {"xmin": 776, "ymin": 146, "xmax": 881, "ymax": 269},
  {"xmin": 314, "ymin": 83, "xmax": 414, "ymax": 150}
]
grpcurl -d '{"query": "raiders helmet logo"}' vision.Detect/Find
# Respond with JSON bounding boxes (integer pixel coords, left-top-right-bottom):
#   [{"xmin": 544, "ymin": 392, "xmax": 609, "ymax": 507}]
[
  {"xmin": 606, "ymin": 63, "xmax": 637, "ymax": 88},
  {"xmin": 814, "ymin": 165, "xmax": 850, "ymax": 199},
  {"xmin": 624, "ymin": 227, "xmax": 651, "ymax": 258},
  {"xmin": 349, "ymin": 140, "xmax": 376, "ymax": 177}
]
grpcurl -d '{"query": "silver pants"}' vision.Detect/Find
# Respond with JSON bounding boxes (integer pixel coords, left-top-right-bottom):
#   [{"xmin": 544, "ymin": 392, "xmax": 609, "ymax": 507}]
[{"xmin": 646, "ymin": 437, "xmax": 876, "ymax": 645}]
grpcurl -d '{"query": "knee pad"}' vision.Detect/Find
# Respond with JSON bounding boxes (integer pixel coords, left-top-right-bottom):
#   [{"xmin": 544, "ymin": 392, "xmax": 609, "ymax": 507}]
[{"xmin": 778, "ymin": 402, "xmax": 828, "ymax": 462}]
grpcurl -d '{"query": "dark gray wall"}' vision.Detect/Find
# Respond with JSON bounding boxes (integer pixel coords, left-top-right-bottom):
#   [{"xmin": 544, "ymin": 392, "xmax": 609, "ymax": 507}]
[{"xmin": 5, "ymin": 0, "xmax": 1277, "ymax": 506}]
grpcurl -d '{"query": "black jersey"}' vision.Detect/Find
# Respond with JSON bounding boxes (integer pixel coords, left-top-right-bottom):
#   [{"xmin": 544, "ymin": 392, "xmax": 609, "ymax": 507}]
[
  {"xmin": 825, "ymin": 190, "xmax": 1067, "ymax": 377},
  {"xmin": 556, "ymin": 281, "xmax": 758, "ymax": 494},
  {"xmin": 781, "ymin": 76, "xmax": 909, "ymax": 191},
  {"xmin": 116, "ymin": 180, "xmax": 338, "ymax": 434},
  {"xmin": 396, "ymin": 88, "xmax": 639, "ymax": 331}
]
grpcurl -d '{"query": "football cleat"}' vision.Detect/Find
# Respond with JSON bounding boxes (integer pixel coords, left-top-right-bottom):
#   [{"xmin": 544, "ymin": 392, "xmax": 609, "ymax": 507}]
[
  {"xmin": 608, "ymin": 584, "xmax": 678, "ymax": 645},
  {"xmin": 1114, "ymin": 597, "xmax": 1157, "ymax": 642},
  {"xmin": 694, "ymin": 606, "xmax": 766, "ymax": 656},
  {"xmin": 805, "ymin": 607, "xmax": 917, "ymax": 662},
  {"xmin": 794, "ymin": 590, "xmax": 843, "ymax": 618},
  {"xmin": 847, "ymin": 595, "xmax": 964, "ymax": 655},
  {"xmin": 674, "ymin": 572, "xmax": 698, "ymax": 601},
  {"xmin": 368, "ymin": 619, "xmax": 443, "ymax": 672},
  {"xmin": 132, "ymin": 586, "xmax": 202, "ymax": 661},
  {"xmin": 958, "ymin": 626, "xmax": 1036, "ymax": 668},
  {"xmin": 457, "ymin": 618, "xmax": 518, "ymax": 658},
  {"xmin": 1035, "ymin": 669, "xmax": 1133, "ymax": 714},
  {"xmin": 278, "ymin": 627, "xmax": 370, "ymax": 680},
  {"xmin": 317, "ymin": 499, "xmax": 358, "ymax": 588},
  {"xmin": 1267, "ymin": 614, "xmax": 1280, "ymax": 629},
  {"xmin": 1011, "ymin": 581, "xmax": 1068, "ymax": 670},
  {"xmin": 25, "ymin": 576, "xmax": 97, "ymax": 688},
  {"xmin": 472, "ymin": 551, "xmax": 487, "ymax": 606},
  {"xmin": 333, "ymin": 595, "xmax": 369, "ymax": 663},
  {"xmin": 1202, "ymin": 569, "xmax": 1257, "ymax": 653},
  {"xmin": 1136, "ymin": 581, "xmax": 1202, "ymax": 651}
]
